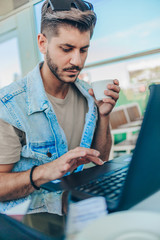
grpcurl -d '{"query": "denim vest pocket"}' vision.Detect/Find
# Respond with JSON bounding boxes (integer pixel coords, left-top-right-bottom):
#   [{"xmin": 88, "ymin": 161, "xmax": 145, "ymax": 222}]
[{"xmin": 30, "ymin": 141, "xmax": 57, "ymax": 162}]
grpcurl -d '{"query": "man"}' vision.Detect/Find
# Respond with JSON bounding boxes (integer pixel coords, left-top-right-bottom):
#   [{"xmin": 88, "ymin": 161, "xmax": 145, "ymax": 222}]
[{"xmin": 0, "ymin": 0, "xmax": 120, "ymax": 215}]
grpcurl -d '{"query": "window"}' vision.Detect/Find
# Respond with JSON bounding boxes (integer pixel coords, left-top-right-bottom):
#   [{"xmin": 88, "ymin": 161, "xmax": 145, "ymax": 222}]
[
  {"xmin": 34, "ymin": 0, "xmax": 44, "ymax": 61},
  {"xmin": 0, "ymin": 33, "xmax": 21, "ymax": 88},
  {"xmin": 87, "ymin": 0, "xmax": 160, "ymax": 63},
  {"xmin": 81, "ymin": 0, "xmax": 160, "ymax": 100},
  {"xmin": 33, "ymin": 0, "xmax": 160, "ymax": 97}
]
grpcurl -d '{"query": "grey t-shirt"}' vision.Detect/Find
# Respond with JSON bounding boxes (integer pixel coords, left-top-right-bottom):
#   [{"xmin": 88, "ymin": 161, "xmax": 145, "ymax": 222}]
[{"xmin": 0, "ymin": 85, "xmax": 88, "ymax": 164}]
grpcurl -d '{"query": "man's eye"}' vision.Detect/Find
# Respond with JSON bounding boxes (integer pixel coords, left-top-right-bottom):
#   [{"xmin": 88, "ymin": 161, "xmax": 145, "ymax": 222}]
[
  {"xmin": 62, "ymin": 48, "xmax": 71, "ymax": 52},
  {"xmin": 80, "ymin": 49, "xmax": 88, "ymax": 53}
]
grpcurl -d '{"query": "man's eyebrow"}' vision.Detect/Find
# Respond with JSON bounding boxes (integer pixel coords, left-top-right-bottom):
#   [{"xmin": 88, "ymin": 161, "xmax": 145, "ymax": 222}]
[
  {"xmin": 81, "ymin": 45, "xmax": 90, "ymax": 49},
  {"xmin": 60, "ymin": 44, "xmax": 90, "ymax": 48}
]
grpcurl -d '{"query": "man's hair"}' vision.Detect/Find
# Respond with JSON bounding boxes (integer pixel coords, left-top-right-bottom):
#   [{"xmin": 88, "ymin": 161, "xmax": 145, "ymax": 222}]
[{"xmin": 41, "ymin": 0, "xmax": 97, "ymax": 39}]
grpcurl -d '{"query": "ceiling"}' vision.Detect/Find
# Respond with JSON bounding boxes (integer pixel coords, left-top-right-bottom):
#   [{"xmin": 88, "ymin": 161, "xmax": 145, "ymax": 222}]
[{"xmin": 0, "ymin": 0, "xmax": 29, "ymax": 17}]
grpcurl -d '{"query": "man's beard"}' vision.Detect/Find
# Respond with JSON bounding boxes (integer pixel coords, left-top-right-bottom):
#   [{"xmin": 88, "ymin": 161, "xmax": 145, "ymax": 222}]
[
  {"xmin": 46, "ymin": 50, "xmax": 82, "ymax": 82},
  {"xmin": 46, "ymin": 50, "xmax": 62, "ymax": 82}
]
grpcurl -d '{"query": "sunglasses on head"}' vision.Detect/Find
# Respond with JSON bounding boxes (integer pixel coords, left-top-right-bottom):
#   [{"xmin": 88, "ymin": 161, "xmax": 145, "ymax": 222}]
[{"xmin": 47, "ymin": 0, "xmax": 94, "ymax": 12}]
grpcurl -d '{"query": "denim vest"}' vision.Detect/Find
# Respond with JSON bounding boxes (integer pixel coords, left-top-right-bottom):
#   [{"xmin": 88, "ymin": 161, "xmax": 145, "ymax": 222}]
[{"xmin": 0, "ymin": 63, "xmax": 97, "ymax": 214}]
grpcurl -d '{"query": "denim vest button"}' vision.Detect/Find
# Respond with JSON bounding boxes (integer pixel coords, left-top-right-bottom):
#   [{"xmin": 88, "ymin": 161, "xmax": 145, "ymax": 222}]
[{"xmin": 47, "ymin": 152, "xmax": 52, "ymax": 158}]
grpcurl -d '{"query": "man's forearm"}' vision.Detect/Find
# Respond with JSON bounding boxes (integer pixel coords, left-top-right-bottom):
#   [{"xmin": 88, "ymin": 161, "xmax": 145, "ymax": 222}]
[
  {"xmin": 91, "ymin": 115, "xmax": 112, "ymax": 162},
  {"xmin": 0, "ymin": 170, "xmax": 34, "ymax": 201},
  {"xmin": 0, "ymin": 162, "xmax": 55, "ymax": 201},
  {"xmin": 0, "ymin": 147, "xmax": 104, "ymax": 202}
]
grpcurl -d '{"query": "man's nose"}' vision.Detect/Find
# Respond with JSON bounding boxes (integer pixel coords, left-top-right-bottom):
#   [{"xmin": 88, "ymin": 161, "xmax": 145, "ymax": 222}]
[{"xmin": 70, "ymin": 51, "xmax": 82, "ymax": 66}]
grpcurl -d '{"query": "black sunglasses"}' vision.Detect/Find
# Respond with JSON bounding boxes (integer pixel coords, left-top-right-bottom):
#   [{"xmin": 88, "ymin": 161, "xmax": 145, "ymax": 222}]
[{"xmin": 47, "ymin": 0, "xmax": 94, "ymax": 12}]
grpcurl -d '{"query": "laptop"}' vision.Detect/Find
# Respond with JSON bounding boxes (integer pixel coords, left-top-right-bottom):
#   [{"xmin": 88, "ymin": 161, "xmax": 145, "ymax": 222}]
[{"xmin": 41, "ymin": 84, "xmax": 160, "ymax": 213}]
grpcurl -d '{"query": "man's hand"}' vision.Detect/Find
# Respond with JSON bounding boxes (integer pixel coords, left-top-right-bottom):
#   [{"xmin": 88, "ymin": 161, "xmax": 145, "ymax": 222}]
[
  {"xmin": 89, "ymin": 79, "xmax": 120, "ymax": 116},
  {"xmin": 0, "ymin": 147, "xmax": 104, "ymax": 201},
  {"xmin": 42, "ymin": 147, "xmax": 104, "ymax": 182}
]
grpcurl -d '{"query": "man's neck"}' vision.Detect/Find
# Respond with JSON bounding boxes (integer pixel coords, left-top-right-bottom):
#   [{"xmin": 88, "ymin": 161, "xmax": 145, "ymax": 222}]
[{"xmin": 40, "ymin": 62, "xmax": 70, "ymax": 99}]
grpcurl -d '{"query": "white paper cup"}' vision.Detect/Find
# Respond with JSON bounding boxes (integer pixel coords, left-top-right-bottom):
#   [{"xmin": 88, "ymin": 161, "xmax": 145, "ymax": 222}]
[{"xmin": 91, "ymin": 79, "xmax": 114, "ymax": 100}]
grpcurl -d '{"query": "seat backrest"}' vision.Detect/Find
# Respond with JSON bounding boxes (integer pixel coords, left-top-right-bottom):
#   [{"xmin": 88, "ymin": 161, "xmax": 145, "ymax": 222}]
[
  {"xmin": 110, "ymin": 106, "xmax": 129, "ymax": 129},
  {"xmin": 125, "ymin": 102, "xmax": 141, "ymax": 122}
]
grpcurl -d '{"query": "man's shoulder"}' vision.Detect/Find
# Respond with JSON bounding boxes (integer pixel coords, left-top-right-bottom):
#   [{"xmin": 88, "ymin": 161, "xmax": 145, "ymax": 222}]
[
  {"xmin": 0, "ymin": 77, "xmax": 27, "ymax": 103},
  {"xmin": 0, "ymin": 63, "xmax": 40, "ymax": 102}
]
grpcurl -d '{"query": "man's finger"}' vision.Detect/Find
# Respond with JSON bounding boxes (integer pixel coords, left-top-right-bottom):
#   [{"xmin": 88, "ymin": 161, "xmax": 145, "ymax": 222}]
[{"xmin": 65, "ymin": 147, "xmax": 100, "ymax": 163}]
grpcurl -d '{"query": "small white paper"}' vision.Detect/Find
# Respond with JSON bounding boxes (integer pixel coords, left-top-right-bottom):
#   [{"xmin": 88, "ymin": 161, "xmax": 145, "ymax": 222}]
[
  {"xmin": 4, "ymin": 199, "xmax": 31, "ymax": 215},
  {"xmin": 66, "ymin": 197, "xmax": 108, "ymax": 236}
]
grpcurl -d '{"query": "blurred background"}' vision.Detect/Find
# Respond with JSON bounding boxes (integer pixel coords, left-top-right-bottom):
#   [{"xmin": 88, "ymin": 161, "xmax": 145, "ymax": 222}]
[{"xmin": 0, "ymin": 0, "xmax": 160, "ymax": 118}]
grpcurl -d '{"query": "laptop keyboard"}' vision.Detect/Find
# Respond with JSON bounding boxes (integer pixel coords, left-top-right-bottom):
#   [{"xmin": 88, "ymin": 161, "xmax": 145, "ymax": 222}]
[{"xmin": 74, "ymin": 166, "xmax": 128, "ymax": 202}]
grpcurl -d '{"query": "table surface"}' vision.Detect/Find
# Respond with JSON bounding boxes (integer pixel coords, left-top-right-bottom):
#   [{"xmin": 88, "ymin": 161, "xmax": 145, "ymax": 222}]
[{"xmin": 6, "ymin": 154, "xmax": 160, "ymax": 240}]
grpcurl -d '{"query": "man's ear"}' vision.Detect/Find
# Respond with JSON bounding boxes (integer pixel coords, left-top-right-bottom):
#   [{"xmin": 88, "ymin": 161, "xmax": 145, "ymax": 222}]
[{"xmin": 37, "ymin": 33, "xmax": 48, "ymax": 54}]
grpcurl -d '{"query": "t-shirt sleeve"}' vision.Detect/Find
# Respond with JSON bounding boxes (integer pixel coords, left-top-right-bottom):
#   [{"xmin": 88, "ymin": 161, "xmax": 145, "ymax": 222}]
[{"xmin": 0, "ymin": 119, "xmax": 22, "ymax": 164}]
